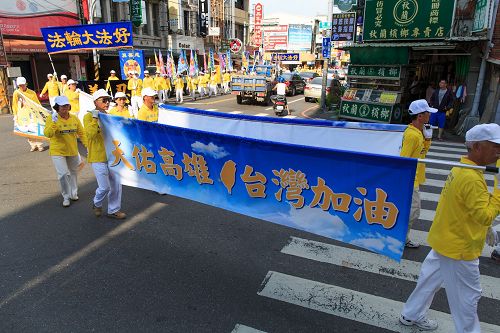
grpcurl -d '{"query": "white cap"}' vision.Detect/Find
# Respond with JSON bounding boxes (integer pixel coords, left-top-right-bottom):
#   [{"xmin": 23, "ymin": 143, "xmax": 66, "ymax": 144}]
[
  {"xmin": 408, "ymin": 99, "xmax": 437, "ymax": 115},
  {"xmin": 67, "ymin": 79, "xmax": 77, "ymax": 85},
  {"xmin": 61, "ymin": 75, "xmax": 67, "ymax": 79},
  {"xmin": 110, "ymin": 70, "xmax": 116, "ymax": 74},
  {"xmin": 16, "ymin": 77, "xmax": 26, "ymax": 85},
  {"xmin": 114, "ymin": 92, "xmax": 127, "ymax": 99},
  {"xmin": 144, "ymin": 70, "xmax": 149, "ymax": 74},
  {"xmin": 92, "ymin": 89, "xmax": 111, "ymax": 101},
  {"xmin": 54, "ymin": 95, "xmax": 70, "ymax": 106},
  {"xmin": 141, "ymin": 87, "xmax": 157, "ymax": 97},
  {"xmin": 466, "ymin": 123, "xmax": 500, "ymax": 144},
  {"xmin": 47, "ymin": 73, "xmax": 53, "ymax": 78}
]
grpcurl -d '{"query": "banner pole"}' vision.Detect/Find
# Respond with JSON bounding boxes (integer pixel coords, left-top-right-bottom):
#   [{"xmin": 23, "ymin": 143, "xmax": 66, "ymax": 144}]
[
  {"xmin": 419, "ymin": 158, "xmax": 499, "ymax": 174},
  {"xmin": 47, "ymin": 53, "xmax": 57, "ymax": 79}
]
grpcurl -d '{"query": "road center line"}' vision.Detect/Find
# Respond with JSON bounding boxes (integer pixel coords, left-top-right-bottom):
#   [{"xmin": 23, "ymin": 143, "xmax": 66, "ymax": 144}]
[{"xmin": 265, "ymin": 97, "xmax": 304, "ymax": 110}]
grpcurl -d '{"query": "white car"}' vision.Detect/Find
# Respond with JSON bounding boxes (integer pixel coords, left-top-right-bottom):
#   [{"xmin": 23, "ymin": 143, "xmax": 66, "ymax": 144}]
[
  {"xmin": 327, "ymin": 68, "xmax": 346, "ymax": 80},
  {"xmin": 304, "ymin": 77, "xmax": 332, "ymax": 102}
]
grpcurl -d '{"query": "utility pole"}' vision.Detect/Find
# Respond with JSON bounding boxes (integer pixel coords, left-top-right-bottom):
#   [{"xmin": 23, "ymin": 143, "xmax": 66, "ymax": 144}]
[
  {"xmin": 320, "ymin": 0, "xmax": 334, "ymax": 113},
  {"xmin": 89, "ymin": 0, "xmax": 100, "ymax": 81}
]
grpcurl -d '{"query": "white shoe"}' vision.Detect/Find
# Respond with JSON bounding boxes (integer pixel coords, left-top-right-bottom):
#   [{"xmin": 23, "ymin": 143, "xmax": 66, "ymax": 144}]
[
  {"xmin": 399, "ymin": 314, "xmax": 438, "ymax": 331},
  {"xmin": 405, "ymin": 240, "xmax": 420, "ymax": 248},
  {"xmin": 70, "ymin": 196, "xmax": 79, "ymax": 201},
  {"xmin": 62, "ymin": 199, "xmax": 71, "ymax": 207}
]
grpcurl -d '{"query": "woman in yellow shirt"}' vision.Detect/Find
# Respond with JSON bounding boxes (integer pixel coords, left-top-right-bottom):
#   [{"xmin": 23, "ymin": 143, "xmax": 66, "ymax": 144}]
[
  {"xmin": 43, "ymin": 95, "xmax": 87, "ymax": 207},
  {"xmin": 108, "ymin": 92, "xmax": 132, "ymax": 118},
  {"xmin": 64, "ymin": 79, "xmax": 81, "ymax": 116}
]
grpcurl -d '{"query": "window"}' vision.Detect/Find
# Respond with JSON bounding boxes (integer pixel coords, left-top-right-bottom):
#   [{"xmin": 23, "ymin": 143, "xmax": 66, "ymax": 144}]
[
  {"xmin": 142, "ymin": 1, "xmax": 150, "ymax": 35},
  {"xmin": 235, "ymin": 0, "xmax": 244, "ymax": 10},
  {"xmin": 110, "ymin": 1, "xmax": 119, "ymax": 22},
  {"xmin": 152, "ymin": 3, "xmax": 159, "ymax": 36},
  {"xmin": 184, "ymin": 11, "xmax": 189, "ymax": 35}
]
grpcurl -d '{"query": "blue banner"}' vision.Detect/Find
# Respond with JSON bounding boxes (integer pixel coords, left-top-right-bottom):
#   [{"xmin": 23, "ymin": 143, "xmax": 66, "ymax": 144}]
[
  {"xmin": 119, "ymin": 50, "xmax": 145, "ymax": 79},
  {"xmin": 271, "ymin": 53, "xmax": 300, "ymax": 62},
  {"xmin": 99, "ymin": 114, "xmax": 416, "ymax": 261},
  {"xmin": 288, "ymin": 24, "xmax": 313, "ymax": 51},
  {"xmin": 41, "ymin": 21, "xmax": 133, "ymax": 54}
]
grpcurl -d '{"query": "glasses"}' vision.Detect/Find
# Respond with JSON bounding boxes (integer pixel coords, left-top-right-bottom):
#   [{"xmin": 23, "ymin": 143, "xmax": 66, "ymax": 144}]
[{"xmin": 99, "ymin": 98, "xmax": 111, "ymax": 103}]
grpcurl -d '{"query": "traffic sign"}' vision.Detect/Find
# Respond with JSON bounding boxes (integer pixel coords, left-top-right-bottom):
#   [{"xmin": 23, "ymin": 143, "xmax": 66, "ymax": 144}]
[{"xmin": 322, "ymin": 37, "xmax": 331, "ymax": 59}]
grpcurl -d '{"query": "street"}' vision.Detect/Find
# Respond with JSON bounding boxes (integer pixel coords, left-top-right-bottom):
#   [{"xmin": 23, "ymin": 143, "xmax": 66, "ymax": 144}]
[{"xmin": 0, "ymin": 105, "xmax": 499, "ymax": 332}]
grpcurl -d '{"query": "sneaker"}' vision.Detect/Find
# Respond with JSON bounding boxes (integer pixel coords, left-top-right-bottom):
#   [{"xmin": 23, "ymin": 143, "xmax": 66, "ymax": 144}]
[
  {"xmin": 38, "ymin": 146, "xmax": 45, "ymax": 152},
  {"xmin": 399, "ymin": 314, "xmax": 438, "ymax": 331},
  {"xmin": 93, "ymin": 204, "xmax": 103, "ymax": 217},
  {"xmin": 491, "ymin": 249, "xmax": 500, "ymax": 263},
  {"xmin": 107, "ymin": 211, "xmax": 126, "ymax": 219},
  {"xmin": 62, "ymin": 199, "xmax": 71, "ymax": 207},
  {"xmin": 70, "ymin": 196, "xmax": 79, "ymax": 201},
  {"xmin": 30, "ymin": 146, "xmax": 37, "ymax": 152},
  {"xmin": 405, "ymin": 240, "xmax": 420, "ymax": 248}
]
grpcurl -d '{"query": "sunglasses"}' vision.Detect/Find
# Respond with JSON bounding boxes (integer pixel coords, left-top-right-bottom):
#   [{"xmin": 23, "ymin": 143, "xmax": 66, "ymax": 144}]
[{"xmin": 99, "ymin": 98, "xmax": 111, "ymax": 103}]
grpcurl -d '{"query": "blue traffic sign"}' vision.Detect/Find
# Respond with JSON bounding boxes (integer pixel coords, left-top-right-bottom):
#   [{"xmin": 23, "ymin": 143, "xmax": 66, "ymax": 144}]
[{"xmin": 322, "ymin": 37, "xmax": 331, "ymax": 58}]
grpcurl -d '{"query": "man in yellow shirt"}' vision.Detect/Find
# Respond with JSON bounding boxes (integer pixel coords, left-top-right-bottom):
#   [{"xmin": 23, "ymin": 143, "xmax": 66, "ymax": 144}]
[
  {"xmin": 40, "ymin": 73, "xmax": 60, "ymax": 109},
  {"xmin": 13, "ymin": 76, "xmax": 46, "ymax": 151},
  {"xmin": 84, "ymin": 89, "xmax": 126, "ymax": 219},
  {"xmin": 209, "ymin": 71, "xmax": 218, "ymax": 97},
  {"xmin": 64, "ymin": 79, "xmax": 81, "ymax": 116},
  {"xmin": 105, "ymin": 70, "xmax": 120, "ymax": 93},
  {"xmin": 127, "ymin": 71, "xmax": 142, "ymax": 118},
  {"xmin": 189, "ymin": 75, "xmax": 198, "ymax": 100},
  {"xmin": 142, "ymin": 70, "xmax": 155, "ymax": 89},
  {"xmin": 222, "ymin": 71, "xmax": 231, "ymax": 94},
  {"xmin": 174, "ymin": 74, "xmax": 184, "ymax": 103},
  {"xmin": 400, "ymin": 99, "xmax": 437, "ymax": 248},
  {"xmin": 400, "ymin": 123, "xmax": 500, "ymax": 332},
  {"xmin": 154, "ymin": 72, "xmax": 167, "ymax": 103},
  {"xmin": 137, "ymin": 88, "xmax": 159, "ymax": 122}
]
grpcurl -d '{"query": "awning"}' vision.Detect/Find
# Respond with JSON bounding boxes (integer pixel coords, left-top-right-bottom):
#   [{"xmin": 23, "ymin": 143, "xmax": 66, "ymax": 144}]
[{"xmin": 4, "ymin": 39, "xmax": 47, "ymax": 53}]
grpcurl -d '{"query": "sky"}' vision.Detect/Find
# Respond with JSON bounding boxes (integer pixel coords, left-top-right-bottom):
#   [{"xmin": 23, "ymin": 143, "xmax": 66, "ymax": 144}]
[{"xmin": 250, "ymin": 0, "xmax": 333, "ymax": 24}]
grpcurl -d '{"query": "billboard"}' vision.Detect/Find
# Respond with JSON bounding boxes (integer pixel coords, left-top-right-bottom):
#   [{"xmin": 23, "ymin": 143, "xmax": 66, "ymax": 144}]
[
  {"xmin": 253, "ymin": 3, "xmax": 264, "ymax": 46},
  {"xmin": 0, "ymin": 0, "xmax": 79, "ymax": 37},
  {"xmin": 263, "ymin": 25, "xmax": 288, "ymax": 51},
  {"xmin": 288, "ymin": 24, "xmax": 313, "ymax": 51}
]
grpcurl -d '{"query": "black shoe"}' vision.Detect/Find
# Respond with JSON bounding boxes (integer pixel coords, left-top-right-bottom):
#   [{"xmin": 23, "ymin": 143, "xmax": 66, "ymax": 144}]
[{"xmin": 491, "ymin": 249, "xmax": 500, "ymax": 263}]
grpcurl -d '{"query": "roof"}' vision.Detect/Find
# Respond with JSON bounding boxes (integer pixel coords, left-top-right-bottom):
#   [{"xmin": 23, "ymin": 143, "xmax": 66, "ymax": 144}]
[{"xmin": 342, "ymin": 37, "xmax": 487, "ymax": 49}]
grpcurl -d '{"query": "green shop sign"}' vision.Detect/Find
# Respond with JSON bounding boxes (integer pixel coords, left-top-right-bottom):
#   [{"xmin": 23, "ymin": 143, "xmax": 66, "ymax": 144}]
[
  {"xmin": 473, "ymin": 0, "xmax": 489, "ymax": 32},
  {"xmin": 129, "ymin": 0, "xmax": 142, "ymax": 27},
  {"xmin": 334, "ymin": 0, "xmax": 358, "ymax": 12},
  {"xmin": 347, "ymin": 65, "xmax": 401, "ymax": 79},
  {"xmin": 340, "ymin": 100, "xmax": 402, "ymax": 123},
  {"xmin": 363, "ymin": 0, "xmax": 454, "ymax": 41}
]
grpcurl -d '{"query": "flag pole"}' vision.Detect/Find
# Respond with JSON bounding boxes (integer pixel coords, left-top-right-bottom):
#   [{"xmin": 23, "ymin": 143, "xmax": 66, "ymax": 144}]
[{"xmin": 419, "ymin": 158, "xmax": 499, "ymax": 174}]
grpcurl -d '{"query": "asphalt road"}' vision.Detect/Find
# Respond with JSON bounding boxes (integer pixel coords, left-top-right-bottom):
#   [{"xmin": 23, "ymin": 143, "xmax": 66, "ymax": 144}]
[{"xmin": 0, "ymin": 96, "xmax": 499, "ymax": 332}]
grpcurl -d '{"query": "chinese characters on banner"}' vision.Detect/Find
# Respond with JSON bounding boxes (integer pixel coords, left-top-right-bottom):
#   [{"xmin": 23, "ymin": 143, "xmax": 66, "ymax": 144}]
[
  {"xmin": 348, "ymin": 65, "xmax": 401, "ymax": 79},
  {"xmin": 41, "ymin": 21, "xmax": 133, "ymax": 53},
  {"xmin": 119, "ymin": 50, "xmax": 145, "ymax": 79},
  {"xmin": 263, "ymin": 25, "xmax": 288, "ymax": 51},
  {"xmin": 340, "ymin": 100, "xmax": 396, "ymax": 123},
  {"xmin": 331, "ymin": 12, "xmax": 356, "ymax": 41},
  {"xmin": 288, "ymin": 24, "xmax": 313, "ymax": 51},
  {"xmin": 271, "ymin": 53, "xmax": 300, "ymax": 62},
  {"xmin": 253, "ymin": 3, "xmax": 263, "ymax": 46},
  {"xmin": 363, "ymin": 0, "xmax": 454, "ymax": 41},
  {"xmin": 99, "ymin": 112, "xmax": 417, "ymax": 261}
]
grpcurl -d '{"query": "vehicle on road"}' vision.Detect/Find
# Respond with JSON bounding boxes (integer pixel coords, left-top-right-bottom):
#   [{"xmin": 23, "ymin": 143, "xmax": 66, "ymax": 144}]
[
  {"xmin": 273, "ymin": 95, "xmax": 288, "ymax": 116},
  {"xmin": 281, "ymin": 72, "xmax": 306, "ymax": 96},
  {"xmin": 231, "ymin": 65, "xmax": 276, "ymax": 105},
  {"xmin": 327, "ymin": 68, "xmax": 346, "ymax": 81},
  {"xmin": 304, "ymin": 77, "xmax": 342, "ymax": 103},
  {"xmin": 298, "ymin": 71, "xmax": 319, "ymax": 84}
]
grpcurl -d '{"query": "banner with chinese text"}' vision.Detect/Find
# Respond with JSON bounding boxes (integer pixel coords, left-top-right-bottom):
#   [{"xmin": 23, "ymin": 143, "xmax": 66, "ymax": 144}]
[
  {"xmin": 119, "ymin": 50, "xmax": 145, "ymax": 79},
  {"xmin": 331, "ymin": 12, "xmax": 356, "ymax": 41},
  {"xmin": 363, "ymin": 0, "xmax": 454, "ymax": 41},
  {"xmin": 271, "ymin": 53, "xmax": 300, "ymax": 62},
  {"xmin": 99, "ymin": 113, "xmax": 417, "ymax": 261},
  {"xmin": 348, "ymin": 65, "xmax": 401, "ymax": 80},
  {"xmin": 41, "ymin": 22, "xmax": 133, "ymax": 54}
]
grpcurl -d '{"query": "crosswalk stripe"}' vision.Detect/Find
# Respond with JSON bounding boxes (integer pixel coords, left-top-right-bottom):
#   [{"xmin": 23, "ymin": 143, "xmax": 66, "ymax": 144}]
[
  {"xmin": 229, "ymin": 111, "xmax": 243, "ymax": 114},
  {"xmin": 424, "ymin": 178, "xmax": 494, "ymax": 191},
  {"xmin": 420, "ymin": 208, "xmax": 435, "ymax": 221},
  {"xmin": 284, "ymin": 115, "xmax": 298, "ymax": 119},
  {"xmin": 432, "ymin": 141, "xmax": 467, "ymax": 148},
  {"xmin": 280, "ymin": 237, "xmax": 500, "ymax": 300},
  {"xmin": 429, "ymin": 145, "xmax": 467, "ymax": 153},
  {"xmin": 231, "ymin": 324, "xmax": 267, "ymax": 333},
  {"xmin": 426, "ymin": 151, "xmax": 462, "ymax": 159},
  {"xmin": 426, "ymin": 167, "xmax": 495, "ymax": 181},
  {"xmin": 254, "ymin": 113, "xmax": 270, "ymax": 117},
  {"xmin": 420, "ymin": 191, "xmax": 440, "ymax": 202},
  {"xmin": 258, "ymin": 271, "xmax": 500, "ymax": 333}
]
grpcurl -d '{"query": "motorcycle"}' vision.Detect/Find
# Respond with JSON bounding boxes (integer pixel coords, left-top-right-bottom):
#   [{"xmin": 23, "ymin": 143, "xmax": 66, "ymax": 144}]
[{"xmin": 273, "ymin": 95, "xmax": 288, "ymax": 116}]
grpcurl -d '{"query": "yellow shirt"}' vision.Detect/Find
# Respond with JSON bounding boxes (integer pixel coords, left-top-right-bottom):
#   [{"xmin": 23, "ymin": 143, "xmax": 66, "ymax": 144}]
[
  {"xmin": 12, "ymin": 88, "xmax": 40, "ymax": 116},
  {"xmin": 428, "ymin": 157, "xmax": 500, "ymax": 260},
  {"xmin": 83, "ymin": 111, "xmax": 107, "ymax": 163},
  {"xmin": 165, "ymin": 77, "xmax": 172, "ymax": 90},
  {"xmin": 400, "ymin": 124, "xmax": 431, "ymax": 187},
  {"xmin": 59, "ymin": 82, "xmax": 68, "ymax": 95},
  {"xmin": 108, "ymin": 106, "xmax": 131, "ymax": 118},
  {"xmin": 137, "ymin": 104, "xmax": 159, "ymax": 122},
  {"xmin": 105, "ymin": 75, "xmax": 120, "ymax": 91},
  {"xmin": 189, "ymin": 77, "xmax": 198, "ymax": 90},
  {"xmin": 198, "ymin": 75, "xmax": 209, "ymax": 87},
  {"xmin": 223, "ymin": 73, "xmax": 231, "ymax": 83},
  {"xmin": 41, "ymin": 79, "xmax": 60, "ymax": 98},
  {"xmin": 174, "ymin": 78, "xmax": 184, "ymax": 91},
  {"xmin": 64, "ymin": 89, "xmax": 80, "ymax": 115},
  {"xmin": 44, "ymin": 114, "xmax": 86, "ymax": 156},
  {"xmin": 143, "ymin": 76, "xmax": 155, "ymax": 89},
  {"xmin": 154, "ymin": 76, "xmax": 167, "ymax": 90},
  {"xmin": 127, "ymin": 78, "xmax": 143, "ymax": 97}
]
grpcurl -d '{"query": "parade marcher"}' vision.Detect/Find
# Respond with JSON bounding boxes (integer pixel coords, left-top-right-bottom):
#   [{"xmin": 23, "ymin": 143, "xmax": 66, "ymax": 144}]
[
  {"xmin": 142, "ymin": 70, "xmax": 155, "ymax": 89},
  {"xmin": 222, "ymin": 70, "xmax": 231, "ymax": 94},
  {"xmin": 198, "ymin": 72, "xmax": 208, "ymax": 97},
  {"xmin": 174, "ymin": 74, "xmax": 184, "ymax": 103},
  {"xmin": 489, "ymin": 159, "xmax": 500, "ymax": 262},
  {"xmin": 154, "ymin": 72, "xmax": 167, "ymax": 102},
  {"xmin": 429, "ymin": 79, "xmax": 454, "ymax": 141},
  {"xmin": 127, "ymin": 71, "xmax": 143, "ymax": 118},
  {"xmin": 12, "ymin": 76, "xmax": 45, "ymax": 152},
  {"xmin": 137, "ymin": 88, "xmax": 159, "ymax": 122},
  {"xmin": 108, "ymin": 92, "xmax": 132, "ymax": 118},
  {"xmin": 84, "ymin": 89, "xmax": 126, "ymax": 219},
  {"xmin": 209, "ymin": 71, "xmax": 218, "ymax": 97},
  {"xmin": 164, "ymin": 74, "xmax": 172, "ymax": 100},
  {"xmin": 400, "ymin": 99, "xmax": 437, "ymax": 248},
  {"xmin": 59, "ymin": 75, "xmax": 68, "ymax": 95},
  {"xmin": 105, "ymin": 70, "xmax": 119, "ymax": 93},
  {"xmin": 399, "ymin": 123, "xmax": 500, "ymax": 332},
  {"xmin": 189, "ymin": 75, "xmax": 198, "ymax": 100},
  {"xmin": 43, "ymin": 95, "xmax": 87, "ymax": 207},
  {"xmin": 40, "ymin": 73, "xmax": 60, "ymax": 108},
  {"xmin": 64, "ymin": 79, "xmax": 81, "ymax": 116}
]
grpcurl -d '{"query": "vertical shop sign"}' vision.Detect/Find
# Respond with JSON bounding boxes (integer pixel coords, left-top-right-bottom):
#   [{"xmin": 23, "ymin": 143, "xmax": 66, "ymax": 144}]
[
  {"xmin": 199, "ymin": 0, "xmax": 210, "ymax": 37},
  {"xmin": 472, "ymin": 0, "xmax": 490, "ymax": 32},
  {"xmin": 331, "ymin": 12, "xmax": 356, "ymax": 41},
  {"xmin": 253, "ymin": 3, "xmax": 264, "ymax": 46},
  {"xmin": 0, "ymin": 30, "xmax": 8, "ymax": 67},
  {"xmin": 129, "ymin": 0, "xmax": 142, "ymax": 27}
]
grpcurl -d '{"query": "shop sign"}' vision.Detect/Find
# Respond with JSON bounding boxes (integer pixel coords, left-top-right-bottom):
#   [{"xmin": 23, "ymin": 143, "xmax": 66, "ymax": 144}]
[
  {"xmin": 253, "ymin": 3, "xmax": 264, "ymax": 46},
  {"xmin": 348, "ymin": 65, "xmax": 401, "ymax": 80},
  {"xmin": 271, "ymin": 53, "xmax": 300, "ymax": 62},
  {"xmin": 263, "ymin": 25, "xmax": 288, "ymax": 51},
  {"xmin": 472, "ymin": 0, "xmax": 490, "ymax": 32},
  {"xmin": 129, "ymin": 0, "xmax": 142, "ymax": 27},
  {"xmin": 319, "ymin": 22, "xmax": 332, "ymax": 30},
  {"xmin": 199, "ymin": 0, "xmax": 210, "ymax": 37},
  {"xmin": 363, "ymin": 0, "xmax": 454, "ymax": 41},
  {"xmin": 230, "ymin": 38, "xmax": 243, "ymax": 53},
  {"xmin": 331, "ymin": 12, "xmax": 356, "ymax": 41},
  {"xmin": 0, "ymin": 31, "xmax": 8, "ymax": 67},
  {"xmin": 340, "ymin": 100, "xmax": 394, "ymax": 123},
  {"xmin": 208, "ymin": 27, "xmax": 220, "ymax": 37},
  {"xmin": 334, "ymin": 0, "xmax": 358, "ymax": 12}
]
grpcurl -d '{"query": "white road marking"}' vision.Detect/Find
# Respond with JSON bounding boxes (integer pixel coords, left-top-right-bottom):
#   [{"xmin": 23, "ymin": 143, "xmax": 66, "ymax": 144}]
[
  {"xmin": 258, "ymin": 271, "xmax": 500, "ymax": 333},
  {"xmin": 265, "ymin": 97, "xmax": 304, "ymax": 110},
  {"xmin": 281, "ymin": 237, "xmax": 500, "ymax": 300},
  {"xmin": 254, "ymin": 113, "xmax": 270, "ymax": 117},
  {"xmin": 426, "ymin": 152, "xmax": 462, "ymax": 160},
  {"xmin": 426, "ymin": 167, "xmax": 495, "ymax": 181},
  {"xmin": 432, "ymin": 141, "xmax": 467, "ymax": 148},
  {"xmin": 420, "ymin": 208, "xmax": 435, "ymax": 222},
  {"xmin": 229, "ymin": 111, "xmax": 243, "ymax": 114},
  {"xmin": 231, "ymin": 324, "xmax": 267, "ymax": 333},
  {"xmin": 424, "ymin": 178, "xmax": 493, "ymax": 191},
  {"xmin": 284, "ymin": 115, "xmax": 298, "ymax": 119},
  {"xmin": 206, "ymin": 108, "xmax": 218, "ymax": 111},
  {"xmin": 420, "ymin": 191, "xmax": 440, "ymax": 202},
  {"xmin": 429, "ymin": 145, "xmax": 467, "ymax": 153}
]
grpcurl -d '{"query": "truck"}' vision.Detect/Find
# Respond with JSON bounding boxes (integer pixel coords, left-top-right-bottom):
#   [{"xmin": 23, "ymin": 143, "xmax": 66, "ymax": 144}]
[{"xmin": 230, "ymin": 65, "xmax": 276, "ymax": 105}]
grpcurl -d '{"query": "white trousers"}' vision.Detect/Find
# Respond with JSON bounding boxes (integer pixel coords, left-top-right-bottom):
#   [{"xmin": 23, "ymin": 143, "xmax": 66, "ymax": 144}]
[
  {"xmin": 407, "ymin": 187, "xmax": 420, "ymax": 240},
  {"xmin": 49, "ymin": 96, "xmax": 57, "ymax": 109},
  {"xmin": 198, "ymin": 86, "xmax": 206, "ymax": 97},
  {"xmin": 209, "ymin": 84, "xmax": 218, "ymax": 96},
  {"xmin": 91, "ymin": 162, "xmax": 122, "ymax": 214},
  {"xmin": 223, "ymin": 82, "xmax": 230, "ymax": 93},
  {"xmin": 176, "ymin": 89, "xmax": 183, "ymax": 103},
  {"xmin": 191, "ymin": 87, "xmax": 196, "ymax": 99},
  {"xmin": 52, "ymin": 155, "xmax": 80, "ymax": 200},
  {"xmin": 130, "ymin": 96, "xmax": 142, "ymax": 118},
  {"xmin": 402, "ymin": 250, "xmax": 481, "ymax": 333}
]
